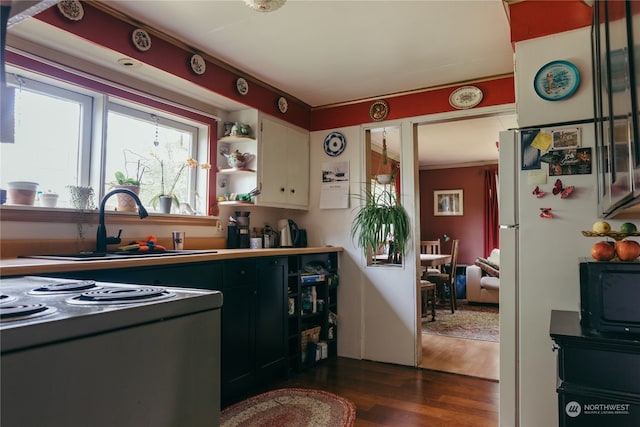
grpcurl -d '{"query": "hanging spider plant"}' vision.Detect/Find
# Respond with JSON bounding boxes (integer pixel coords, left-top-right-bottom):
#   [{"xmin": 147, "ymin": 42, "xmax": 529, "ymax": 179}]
[{"xmin": 350, "ymin": 185, "xmax": 410, "ymax": 261}]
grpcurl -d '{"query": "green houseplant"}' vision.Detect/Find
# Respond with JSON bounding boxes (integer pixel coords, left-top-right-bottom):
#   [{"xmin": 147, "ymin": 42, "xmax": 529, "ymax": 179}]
[
  {"xmin": 149, "ymin": 156, "xmax": 211, "ymax": 212},
  {"xmin": 350, "ymin": 186, "xmax": 410, "ymax": 261}
]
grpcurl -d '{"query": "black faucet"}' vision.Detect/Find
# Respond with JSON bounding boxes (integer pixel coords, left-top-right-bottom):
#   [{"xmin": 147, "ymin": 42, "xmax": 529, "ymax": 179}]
[{"xmin": 96, "ymin": 189, "xmax": 149, "ymax": 253}]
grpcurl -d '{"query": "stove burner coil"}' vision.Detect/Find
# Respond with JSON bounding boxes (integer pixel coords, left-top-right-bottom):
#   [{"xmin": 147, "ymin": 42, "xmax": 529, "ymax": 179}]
[
  {"xmin": 0, "ymin": 294, "xmax": 17, "ymax": 304},
  {"xmin": 28, "ymin": 279, "xmax": 98, "ymax": 295},
  {"xmin": 67, "ymin": 287, "xmax": 175, "ymax": 304},
  {"xmin": 0, "ymin": 303, "xmax": 58, "ymax": 322}
]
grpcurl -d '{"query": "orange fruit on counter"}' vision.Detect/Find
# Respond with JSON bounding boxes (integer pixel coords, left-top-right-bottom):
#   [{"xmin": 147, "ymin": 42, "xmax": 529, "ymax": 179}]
[
  {"xmin": 591, "ymin": 241, "xmax": 616, "ymax": 261},
  {"xmin": 615, "ymin": 240, "xmax": 640, "ymax": 261}
]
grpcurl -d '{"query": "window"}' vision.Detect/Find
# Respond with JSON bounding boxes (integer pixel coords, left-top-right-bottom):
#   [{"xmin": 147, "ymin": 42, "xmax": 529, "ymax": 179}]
[
  {"xmin": 105, "ymin": 103, "xmax": 200, "ymax": 212},
  {"xmin": 1, "ymin": 71, "xmax": 210, "ymax": 214},
  {"xmin": 1, "ymin": 74, "xmax": 92, "ymax": 206}
]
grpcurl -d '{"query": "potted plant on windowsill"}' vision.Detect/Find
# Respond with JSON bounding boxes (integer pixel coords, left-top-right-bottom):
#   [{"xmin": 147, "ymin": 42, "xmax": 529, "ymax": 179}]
[
  {"xmin": 109, "ymin": 152, "xmax": 148, "ymax": 212},
  {"xmin": 350, "ymin": 186, "xmax": 410, "ymax": 263},
  {"xmin": 111, "ymin": 171, "xmax": 143, "ymax": 212},
  {"xmin": 150, "ymin": 156, "xmax": 211, "ymax": 214}
]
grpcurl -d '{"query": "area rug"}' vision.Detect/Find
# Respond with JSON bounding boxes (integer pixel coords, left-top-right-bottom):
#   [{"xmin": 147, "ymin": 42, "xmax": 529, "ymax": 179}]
[
  {"xmin": 220, "ymin": 388, "xmax": 356, "ymax": 427},
  {"xmin": 422, "ymin": 303, "xmax": 499, "ymax": 342}
]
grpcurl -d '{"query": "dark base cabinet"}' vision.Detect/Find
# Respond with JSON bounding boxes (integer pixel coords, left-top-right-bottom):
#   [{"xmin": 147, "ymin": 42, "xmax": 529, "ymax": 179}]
[
  {"xmin": 44, "ymin": 251, "xmax": 339, "ymax": 407},
  {"xmin": 557, "ymin": 386, "xmax": 640, "ymax": 427},
  {"xmin": 550, "ymin": 310, "xmax": 640, "ymax": 427},
  {"xmin": 254, "ymin": 257, "xmax": 287, "ymax": 383}
]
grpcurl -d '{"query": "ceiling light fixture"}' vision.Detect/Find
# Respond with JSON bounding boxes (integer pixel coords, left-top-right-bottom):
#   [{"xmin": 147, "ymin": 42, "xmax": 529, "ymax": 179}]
[{"xmin": 243, "ymin": 0, "xmax": 286, "ymax": 12}]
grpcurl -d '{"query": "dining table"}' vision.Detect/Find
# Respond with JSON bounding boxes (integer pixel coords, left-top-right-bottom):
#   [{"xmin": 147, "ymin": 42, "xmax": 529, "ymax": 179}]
[{"xmin": 419, "ymin": 253, "xmax": 451, "ymax": 268}]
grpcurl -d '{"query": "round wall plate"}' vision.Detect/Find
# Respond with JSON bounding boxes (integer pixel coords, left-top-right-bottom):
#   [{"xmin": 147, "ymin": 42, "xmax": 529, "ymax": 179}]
[
  {"xmin": 190, "ymin": 54, "xmax": 206, "ymax": 75},
  {"xmin": 57, "ymin": 0, "xmax": 84, "ymax": 21},
  {"xmin": 324, "ymin": 132, "xmax": 346, "ymax": 157},
  {"xmin": 132, "ymin": 28, "xmax": 151, "ymax": 52},
  {"xmin": 236, "ymin": 77, "xmax": 249, "ymax": 96},
  {"xmin": 533, "ymin": 60, "xmax": 580, "ymax": 101},
  {"xmin": 369, "ymin": 100, "xmax": 389, "ymax": 121},
  {"xmin": 277, "ymin": 96, "xmax": 288, "ymax": 113},
  {"xmin": 449, "ymin": 86, "xmax": 483, "ymax": 109}
]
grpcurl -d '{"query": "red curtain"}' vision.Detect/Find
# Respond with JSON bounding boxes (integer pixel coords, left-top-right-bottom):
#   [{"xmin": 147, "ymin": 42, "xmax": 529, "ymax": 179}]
[{"xmin": 484, "ymin": 169, "xmax": 499, "ymax": 256}]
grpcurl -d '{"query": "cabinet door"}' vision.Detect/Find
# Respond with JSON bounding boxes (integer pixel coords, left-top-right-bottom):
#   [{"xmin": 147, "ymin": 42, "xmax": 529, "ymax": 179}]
[
  {"xmin": 259, "ymin": 117, "xmax": 289, "ymax": 205},
  {"xmin": 286, "ymin": 125, "xmax": 309, "ymax": 207},
  {"xmin": 259, "ymin": 116, "xmax": 309, "ymax": 208},
  {"xmin": 255, "ymin": 257, "xmax": 287, "ymax": 381},
  {"xmin": 221, "ymin": 259, "xmax": 257, "ymax": 400}
]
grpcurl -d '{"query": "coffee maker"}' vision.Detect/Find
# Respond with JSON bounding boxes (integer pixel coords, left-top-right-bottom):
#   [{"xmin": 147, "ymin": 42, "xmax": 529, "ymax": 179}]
[{"xmin": 227, "ymin": 211, "xmax": 250, "ymax": 248}]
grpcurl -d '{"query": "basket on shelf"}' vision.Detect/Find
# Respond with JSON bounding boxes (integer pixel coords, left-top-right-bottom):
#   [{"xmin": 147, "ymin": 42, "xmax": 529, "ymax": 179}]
[
  {"xmin": 581, "ymin": 230, "xmax": 640, "ymax": 241},
  {"xmin": 301, "ymin": 326, "xmax": 321, "ymax": 356}
]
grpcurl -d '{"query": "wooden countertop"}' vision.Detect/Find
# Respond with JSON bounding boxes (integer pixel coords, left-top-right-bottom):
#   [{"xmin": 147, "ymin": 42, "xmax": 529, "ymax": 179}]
[{"xmin": 0, "ymin": 247, "xmax": 343, "ymax": 277}]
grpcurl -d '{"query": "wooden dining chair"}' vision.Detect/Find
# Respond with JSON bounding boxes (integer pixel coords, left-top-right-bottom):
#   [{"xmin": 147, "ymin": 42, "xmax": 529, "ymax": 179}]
[
  {"xmin": 420, "ymin": 280, "xmax": 436, "ymax": 321},
  {"xmin": 420, "ymin": 239, "xmax": 440, "ymax": 255},
  {"xmin": 426, "ymin": 239, "xmax": 459, "ymax": 313},
  {"xmin": 420, "ymin": 239, "xmax": 441, "ymax": 276}
]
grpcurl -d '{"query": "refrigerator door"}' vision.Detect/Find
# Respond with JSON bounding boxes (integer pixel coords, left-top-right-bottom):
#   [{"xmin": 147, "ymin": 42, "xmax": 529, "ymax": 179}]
[
  {"xmin": 499, "ymin": 130, "xmax": 518, "ymax": 225},
  {"xmin": 498, "ymin": 128, "xmax": 520, "ymax": 426},
  {"xmin": 499, "ymin": 224, "xmax": 519, "ymax": 427}
]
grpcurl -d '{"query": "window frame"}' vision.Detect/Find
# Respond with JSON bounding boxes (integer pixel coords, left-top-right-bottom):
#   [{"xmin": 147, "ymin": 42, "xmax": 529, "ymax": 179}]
[
  {"xmin": 105, "ymin": 101, "xmax": 202, "ymax": 210},
  {"xmin": 2, "ymin": 67, "xmax": 213, "ymax": 219},
  {"xmin": 5, "ymin": 71, "xmax": 94, "ymax": 187}
]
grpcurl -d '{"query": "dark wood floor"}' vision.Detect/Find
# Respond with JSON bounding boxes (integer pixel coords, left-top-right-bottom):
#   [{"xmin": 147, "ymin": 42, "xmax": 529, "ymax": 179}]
[{"xmin": 261, "ymin": 357, "xmax": 499, "ymax": 427}]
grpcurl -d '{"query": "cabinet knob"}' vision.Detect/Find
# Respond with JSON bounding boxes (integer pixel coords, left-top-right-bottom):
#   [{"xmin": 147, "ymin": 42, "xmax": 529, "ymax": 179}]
[
  {"xmin": 551, "ymin": 344, "xmax": 559, "ymax": 352},
  {"xmin": 280, "ymin": 187, "xmax": 285, "ymax": 192},
  {"xmin": 239, "ymin": 270, "xmax": 245, "ymax": 275},
  {"xmin": 290, "ymin": 188, "xmax": 295, "ymax": 194}
]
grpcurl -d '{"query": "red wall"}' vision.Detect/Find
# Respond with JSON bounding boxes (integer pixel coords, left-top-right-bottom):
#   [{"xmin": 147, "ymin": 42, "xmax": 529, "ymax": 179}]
[
  {"xmin": 27, "ymin": 0, "xmax": 593, "ymax": 133},
  {"xmin": 33, "ymin": 2, "xmax": 311, "ymax": 130},
  {"xmin": 419, "ymin": 164, "xmax": 498, "ymax": 266}
]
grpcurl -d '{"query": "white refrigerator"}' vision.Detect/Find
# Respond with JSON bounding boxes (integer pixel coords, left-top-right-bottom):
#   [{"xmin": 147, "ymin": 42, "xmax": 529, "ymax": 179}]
[{"xmin": 498, "ymin": 123, "xmax": 599, "ymax": 427}]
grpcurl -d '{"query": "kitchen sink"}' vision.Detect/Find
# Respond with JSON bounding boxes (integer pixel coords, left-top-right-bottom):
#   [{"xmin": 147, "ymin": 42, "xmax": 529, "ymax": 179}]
[{"xmin": 20, "ymin": 249, "xmax": 218, "ymax": 261}]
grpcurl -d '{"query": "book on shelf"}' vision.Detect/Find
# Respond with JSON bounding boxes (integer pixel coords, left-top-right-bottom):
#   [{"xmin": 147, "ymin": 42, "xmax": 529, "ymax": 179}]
[{"xmin": 300, "ymin": 274, "xmax": 325, "ymax": 283}]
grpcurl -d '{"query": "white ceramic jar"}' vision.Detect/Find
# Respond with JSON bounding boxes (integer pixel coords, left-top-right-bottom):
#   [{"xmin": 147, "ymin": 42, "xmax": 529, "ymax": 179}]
[{"xmin": 40, "ymin": 192, "xmax": 59, "ymax": 208}]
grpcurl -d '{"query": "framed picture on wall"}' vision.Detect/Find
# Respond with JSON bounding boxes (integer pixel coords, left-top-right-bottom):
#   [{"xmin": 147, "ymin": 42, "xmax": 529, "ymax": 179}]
[{"xmin": 434, "ymin": 189, "xmax": 463, "ymax": 216}]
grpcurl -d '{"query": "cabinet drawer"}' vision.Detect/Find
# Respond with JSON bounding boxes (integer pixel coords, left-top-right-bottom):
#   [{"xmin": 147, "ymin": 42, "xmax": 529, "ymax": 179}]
[
  {"xmin": 558, "ymin": 346, "xmax": 640, "ymax": 394},
  {"xmin": 557, "ymin": 385, "xmax": 640, "ymax": 427}
]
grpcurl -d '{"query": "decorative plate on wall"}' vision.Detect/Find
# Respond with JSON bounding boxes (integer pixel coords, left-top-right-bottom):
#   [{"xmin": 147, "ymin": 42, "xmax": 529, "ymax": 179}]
[
  {"xmin": 277, "ymin": 96, "xmax": 288, "ymax": 113},
  {"xmin": 57, "ymin": 0, "xmax": 84, "ymax": 21},
  {"xmin": 236, "ymin": 78, "xmax": 249, "ymax": 96},
  {"xmin": 324, "ymin": 132, "xmax": 346, "ymax": 157},
  {"xmin": 131, "ymin": 29, "xmax": 151, "ymax": 52},
  {"xmin": 190, "ymin": 54, "xmax": 206, "ymax": 75},
  {"xmin": 533, "ymin": 60, "xmax": 580, "ymax": 101},
  {"xmin": 449, "ymin": 86, "xmax": 483, "ymax": 109},
  {"xmin": 369, "ymin": 100, "xmax": 389, "ymax": 121}
]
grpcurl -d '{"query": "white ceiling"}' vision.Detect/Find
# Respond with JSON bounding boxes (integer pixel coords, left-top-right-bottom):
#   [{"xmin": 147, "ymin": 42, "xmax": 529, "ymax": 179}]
[
  {"xmin": 103, "ymin": 0, "xmax": 514, "ymax": 108},
  {"xmin": 7, "ymin": 0, "xmax": 520, "ymax": 167}
]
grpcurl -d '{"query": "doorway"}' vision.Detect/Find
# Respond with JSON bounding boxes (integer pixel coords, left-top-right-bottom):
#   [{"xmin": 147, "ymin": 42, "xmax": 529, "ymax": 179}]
[{"xmin": 415, "ymin": 110, "xmax": 516, "ymax": 380}]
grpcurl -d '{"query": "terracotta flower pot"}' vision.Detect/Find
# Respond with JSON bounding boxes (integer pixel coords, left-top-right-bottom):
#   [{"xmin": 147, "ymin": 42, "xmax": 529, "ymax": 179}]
[{"xmin": 113, "ymin": 185, "xmax": 140, "ymax": 212}]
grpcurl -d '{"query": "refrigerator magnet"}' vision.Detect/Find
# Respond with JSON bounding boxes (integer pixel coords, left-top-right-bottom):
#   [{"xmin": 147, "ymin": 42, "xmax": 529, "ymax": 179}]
[{"xmin": 533, "ymin": 60, "xmax": 580, "ymax": 101}]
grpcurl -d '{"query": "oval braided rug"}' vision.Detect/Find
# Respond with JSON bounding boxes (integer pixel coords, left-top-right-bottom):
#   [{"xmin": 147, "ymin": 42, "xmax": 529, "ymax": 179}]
[{"xmin": 220, "ymin": 388, "xmax": 356, "ymax": 427}]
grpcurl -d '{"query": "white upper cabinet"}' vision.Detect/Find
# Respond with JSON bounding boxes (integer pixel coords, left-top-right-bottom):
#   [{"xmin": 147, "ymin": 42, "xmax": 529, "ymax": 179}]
[{"xmin": 258, "ymin": 115, "xmax": 309, "ymax": 209}]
